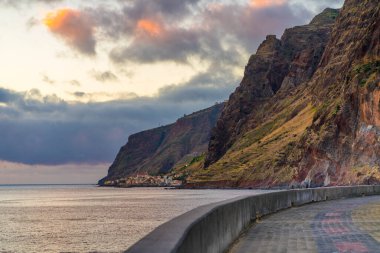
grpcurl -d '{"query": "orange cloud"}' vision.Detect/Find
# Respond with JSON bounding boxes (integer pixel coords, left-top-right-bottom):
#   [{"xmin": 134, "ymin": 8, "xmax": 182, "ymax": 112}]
[
  {"xmin": 250, "ymin": 0, "xmax": 286, "ymax": 8},
  {"xmin": 44, "ymin": 8, "xmax": 96, "ymax": 55},
  {"xmin": 136, "ymin": 19, "xmax": 162, "ymax": 37},
  {"xmin": 44, "ymin": 8, "xmax": 71, "ymax": 30}
]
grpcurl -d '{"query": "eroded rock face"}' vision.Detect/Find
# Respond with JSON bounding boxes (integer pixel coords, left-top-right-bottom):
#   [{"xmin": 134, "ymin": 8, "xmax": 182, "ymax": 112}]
[
  {"xmin": 205, "ymin": 8, "xmax": 339, "ymax": 167},
  {"xmin": 189, "ymin": 0, "xmax": 380, "ymax": 188},
  {"xmin": 205, "ymin": 34, "xmax": 285, "ymax": 167},
  {"xmin": 98, "ymin": 104, "xmax": 223, "ymax": 185},
  {"xmin": 295, "ymin": 0, "xmax": 380, "ymax": 187}
]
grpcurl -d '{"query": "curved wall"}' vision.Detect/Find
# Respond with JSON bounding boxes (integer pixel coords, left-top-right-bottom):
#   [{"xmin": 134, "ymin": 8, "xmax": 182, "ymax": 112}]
[{"xmin": 125, "ymin": 186, "xmax": 380, "ymax": 253}]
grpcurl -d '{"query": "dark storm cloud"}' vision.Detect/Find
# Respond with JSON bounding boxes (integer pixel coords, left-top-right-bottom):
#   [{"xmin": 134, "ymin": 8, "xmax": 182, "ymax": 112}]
[
  {"xmin": 0, "ymin": 81, "xmax": 234, "ymax": 165},
  {"xmin": 119, "ymin": 0, "xmax": 200, "ymax": 21},
  {"xmin": 13, "ymin": 0, "xmax": 343, "ymax": 63},
  {"xmin": 0, "ymin": 88, "xmax": 19, "ymax": 103},
  {"xmin": 38, "ymin": 0, "xmax": 202, "ymax": 56},
  {"xmin": 100, "ymin": 0, "xmax": 313, "ymax": 65},
  {"xmin": 109, "ymin": 28, "xmax": 203, "ymax": 64},
  {"xmin": 30, "ymin": 0, "xmax": 338, "ymax": 65}
]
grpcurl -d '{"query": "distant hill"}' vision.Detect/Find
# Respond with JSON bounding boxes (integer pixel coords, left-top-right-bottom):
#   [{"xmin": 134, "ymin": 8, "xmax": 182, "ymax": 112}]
[{"xmin": 98, "ymin": 103, "xmax": 223, "ymax": 185}]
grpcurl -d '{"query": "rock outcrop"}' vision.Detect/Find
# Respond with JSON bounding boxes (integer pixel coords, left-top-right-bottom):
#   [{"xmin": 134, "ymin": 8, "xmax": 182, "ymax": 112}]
[
  {"xmin": 98, "ymin": 103, "xmax": 223, "ymax": 185},
  {"xmin": 188, "ymin": 0, "xmax": 380, "ymax": 188}
]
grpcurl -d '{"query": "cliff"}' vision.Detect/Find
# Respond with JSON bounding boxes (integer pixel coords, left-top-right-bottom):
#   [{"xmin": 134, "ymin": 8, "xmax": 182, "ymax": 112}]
[
  {"xmin": 205, "ymin": 8, "xmax": 338, "ymax": 167},
  {"xmin": 98, "ymin": 103, "xmax": 223, "ymax": 185},
  {"xmin": 188, "ymin": 0, "xmax": 380, "ymax": 188}
]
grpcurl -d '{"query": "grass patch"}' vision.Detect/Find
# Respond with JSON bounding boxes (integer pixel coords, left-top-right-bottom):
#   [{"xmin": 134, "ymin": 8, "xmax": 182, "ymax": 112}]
[
  {"xmin": 190, "ymin": 103, "xmax": 315, "ymax": 184},
  {"xmin": 354, "ymin": 60, "xmax": 380, "ymax": 87}
]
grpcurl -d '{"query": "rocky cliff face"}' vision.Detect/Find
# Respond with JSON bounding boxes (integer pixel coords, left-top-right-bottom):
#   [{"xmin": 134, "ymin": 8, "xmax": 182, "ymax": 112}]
[
  {"xmin": 98, "ymin": 103, "xmax": 223, "ymax": 185},
  {"xmin": 295, "ymin": 0, "xmax": 380, "ymax": 187},
  {"xmin": 205, "ymin": 8, "xmax": 338, "ymax": 167},
  {"xmin": 188, "ymin": 0, "xmax": 380, "ymax": 188}
]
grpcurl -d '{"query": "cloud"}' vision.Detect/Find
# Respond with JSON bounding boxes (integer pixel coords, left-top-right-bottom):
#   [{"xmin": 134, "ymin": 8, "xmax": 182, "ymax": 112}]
[
  {"xmin": 157, "ymin": 61, "xmax": 239, "ymax": 103},
  {"xmin": 43, "ymin": 8, "xmax": 96, "ymax": 55},
  {"xmin": 73, "ymin": 91, "xmax": 86, "ymax": 97},
  {"xmin": 136, "ymin": 19, "xmax": 163, "ymax": 37},
  {"xmin": 250, "ymin": 0, "xmax": 287, "ymax": 8},
  {"xmin": 0, "ymin": 88, "xmax": 19, "ymax": 104},
  {"xmin": 42, "ymin": 74, "xmax": 55, "ymax": 84},
  {"xmin": 35, "ymin": 0, "xmax": 340, "ymax": 67},
  {"xmin": 90, "ymin": 70, "xmax": 119, "ymax": 83},
  {"xmin": 110, "ymin": 26, "xmax": 203, "ymax": 64},
  {"xmin": 157, "ymin": 76, "xmax": 235, "ymax": 103},
  {"xmin": 69, "ymin": 80, "xmax": 81, "ymax": 86},
  {"xmin": 291, "ymin": 0, "xmax": 343, "ymax": 13},
  {"xmin": 26, "ymin": 17, "xmax": 39, "ymax": 29},
  {"xmin": 70, "ymin": 91, "xmax": 137, "ymax": 101},
  {"xmin": 202, "ymin": 2, "xmax": 313, "ymax": 53},
  {"xmin": 102, "ymin": 0, "xmax": 314, "ymax": 67},
  {"xmin": 0, "ymin": 82, "xmax": 234, "ymax": 165},
  {"xmin": 0, "ymin": 0, "xmax": 63, "ymax": 7},
  {"xmin": 120, "ymin": 0, "xmax": 201, "ymax": 22}
]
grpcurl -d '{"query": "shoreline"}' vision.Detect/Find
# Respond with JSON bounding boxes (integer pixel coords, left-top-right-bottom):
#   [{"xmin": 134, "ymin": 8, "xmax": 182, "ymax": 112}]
[
  {"xmin": 97, "ymin": 183, "xmax": 379, "ymax": 191},
  {"xmin": 97, "ymin": 184, "xmax": 289, "ymax": 191}
]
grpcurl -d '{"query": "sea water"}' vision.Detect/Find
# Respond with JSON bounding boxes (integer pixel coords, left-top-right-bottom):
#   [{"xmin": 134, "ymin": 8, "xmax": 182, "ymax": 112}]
[{"xmin": 0, "ymin": 185, "xmax": 271, "ymax": 252}]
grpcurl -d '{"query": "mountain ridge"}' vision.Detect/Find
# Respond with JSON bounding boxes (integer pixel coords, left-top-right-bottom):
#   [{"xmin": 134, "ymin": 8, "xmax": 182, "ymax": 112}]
[
  {"xmin": 99, "ymin": 0, "xmax": 380, "ymax": 189},
  {"xmin": 98, "ymin": 103, "xmax": 224, "ymax": 185},
  {"xmin": 187, "ymin": 0, "xmax": 380, "ymax": 188}
]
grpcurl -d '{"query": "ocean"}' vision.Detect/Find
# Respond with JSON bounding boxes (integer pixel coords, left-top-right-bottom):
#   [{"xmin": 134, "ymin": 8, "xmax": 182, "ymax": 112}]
[{"xmin": 0, "ymin": 185, "xmax": 271, "ymax": 252}]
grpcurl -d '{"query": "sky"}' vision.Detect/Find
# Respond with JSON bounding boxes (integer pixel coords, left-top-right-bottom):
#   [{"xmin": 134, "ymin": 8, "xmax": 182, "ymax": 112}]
[{"xmin": 0, "ymin": 0, "xmax": 344, "ymax": 184}]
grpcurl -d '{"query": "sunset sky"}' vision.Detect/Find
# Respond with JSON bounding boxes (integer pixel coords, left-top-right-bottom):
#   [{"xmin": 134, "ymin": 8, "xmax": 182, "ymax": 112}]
[{"xmin": 0, "ymin": 0, "xmax": 344, "ymax": 184}]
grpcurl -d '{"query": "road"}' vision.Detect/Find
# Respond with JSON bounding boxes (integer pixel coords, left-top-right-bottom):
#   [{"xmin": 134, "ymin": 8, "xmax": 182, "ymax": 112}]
[{"xmin": 230, "ymin": 196, "xmax": 380, "ymax": 253}]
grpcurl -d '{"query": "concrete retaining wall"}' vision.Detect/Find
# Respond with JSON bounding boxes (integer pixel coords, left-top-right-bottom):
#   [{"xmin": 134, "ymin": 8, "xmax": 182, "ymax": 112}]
[{"xmin": 125, "ymin": 186, "xmax": 380, "ymax": 253}]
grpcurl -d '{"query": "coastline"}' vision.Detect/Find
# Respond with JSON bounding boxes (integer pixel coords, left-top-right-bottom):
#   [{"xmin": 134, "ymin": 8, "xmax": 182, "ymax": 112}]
[{"xmin": 97, "ymin": 182, "xmax": 288, "ymax": 191}]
